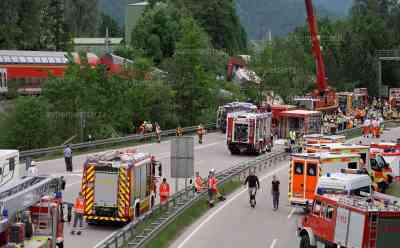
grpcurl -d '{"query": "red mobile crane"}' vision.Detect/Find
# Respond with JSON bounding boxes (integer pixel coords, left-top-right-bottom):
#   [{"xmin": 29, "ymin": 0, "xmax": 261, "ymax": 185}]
[{"xmin": 295, "ymin": 0, "xmax": 338, "ymax": 112}]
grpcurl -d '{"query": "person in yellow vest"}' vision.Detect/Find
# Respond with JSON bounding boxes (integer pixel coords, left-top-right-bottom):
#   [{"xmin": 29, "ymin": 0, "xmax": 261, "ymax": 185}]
[{"xmin": 71, "ymin": 192, "xmax": 84, "ymax": 235}]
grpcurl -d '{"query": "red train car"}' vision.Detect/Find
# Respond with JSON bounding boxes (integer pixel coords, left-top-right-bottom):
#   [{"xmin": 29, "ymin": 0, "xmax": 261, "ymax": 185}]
[{"xmin": 0, "ymin": 50, "xmax": 99, "ymax": 95}]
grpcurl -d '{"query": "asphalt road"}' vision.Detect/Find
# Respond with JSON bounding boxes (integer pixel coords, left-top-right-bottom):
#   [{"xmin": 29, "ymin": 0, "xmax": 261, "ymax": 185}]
[
  {"xmin": 36, "ymin": 132, "xmax": 269, "ymax": 248},
  {"xmin": 169, "ymin": 127, "xmax": 400, "ymax": 248}
]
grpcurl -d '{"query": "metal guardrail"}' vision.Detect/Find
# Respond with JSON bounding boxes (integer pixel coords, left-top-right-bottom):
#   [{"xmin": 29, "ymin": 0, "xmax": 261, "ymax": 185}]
[
  {"xmin": 19, "ymin": 123, "xmax": 216, "ymax": 160},
  {"xmin": 94, "ymin": 151, "xmax": 288, "ymax": 248}
]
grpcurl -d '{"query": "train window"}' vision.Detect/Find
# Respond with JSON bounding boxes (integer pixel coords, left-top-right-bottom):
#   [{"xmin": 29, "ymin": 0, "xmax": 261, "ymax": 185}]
[
  {"xmin": 11, "ymin": 56, "xmax": 18, "ymax": 62},
  {"xmin": 34, "ymin": 57, "xmax": 41, "ymax": 63},
  {"xmin": 4, "ymin": 56, "xmax": 10, "ymax": 62},
  {"xmin": 55, "ymin": 58, "xmax": 62, "ymax": 63},
  {"xmin": 0, "ymin": 57, "xmax": 3, "ymax": 63},
  {"xmin": 41, "ymin": 57, "xmax": 48, "ymax": 63},
  {"xmin": 19, "ymin": 57, "xmax": 26, "ymax": 63},
  {"xmin": 49, "ymin": 57, "xmax": 55, "ymax": 63},
  {"xmin": 27, "ymin": 57, "xmax": 34, "ymax": 63}
]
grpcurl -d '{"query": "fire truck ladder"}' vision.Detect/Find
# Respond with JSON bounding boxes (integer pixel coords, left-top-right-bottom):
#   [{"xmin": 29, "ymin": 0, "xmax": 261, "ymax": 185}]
[
  {"xmin": 0, "ymin": 176, "xmax": 61, "ymax": 222},
  {"xmin": 368, "ymin": 213, "xmax": 378, "ymax": 248}
]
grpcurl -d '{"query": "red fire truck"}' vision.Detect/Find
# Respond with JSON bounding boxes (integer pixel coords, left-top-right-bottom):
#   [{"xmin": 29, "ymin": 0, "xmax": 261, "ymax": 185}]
[
  {"xmin": 280, "ymin": 110, "xmax": 322, "ymax": 139},
  {"xmin": 226, "ymin": 111, "xmax": 272, "ymax": 155},
  {"xmin": 297, "ymin": 193, "xmax": 400, "ymax": 248},
  {"xmin": 81, "ymin": 149, "xmax": 162, "ymax": 223}
]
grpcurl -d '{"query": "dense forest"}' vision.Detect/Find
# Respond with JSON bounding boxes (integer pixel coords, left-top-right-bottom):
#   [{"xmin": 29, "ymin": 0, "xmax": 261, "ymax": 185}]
[{"xmin": 99, "ymin": 0, "xmax": 350, "ymax": 39}]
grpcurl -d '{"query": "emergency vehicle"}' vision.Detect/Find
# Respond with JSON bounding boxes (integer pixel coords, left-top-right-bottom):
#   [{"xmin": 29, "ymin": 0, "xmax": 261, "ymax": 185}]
[
  {"xmin": 304, "ymin": 143, "xmax": 393, "ymax": 191},
  {"xmin": 0, "ymin": 175, "xmax": 63, "ymax": 247},
  {"xmin": 303, "ymin": 134, "xmax": 345, "ymax": 145},
  {"xmin": 389, "ymin": 88, "xmax": 400, "ymax": 111},
  {"xmin": 316, "ymin": 172, "xmax": 372, "ymax": 197},
  {"xmin": 216, "ymin": 102, "xmax": 257, "ymax": 132},
  {"xmin": 0, "ymin": 150, "xmax": 22, "ymax": 187},
  {"xmin": 81, "ymin": 150, "xmax": 162, "ymax": 223},
  {"xmin": 338, "ymin": 89, "xmax": 368, "ymax": 116},
  {"xmin": 280, "ymin": 110, "xmax": 321, "ymax": 139},
  {"xmin": 297, "ymin": 193, "xmax": 400, "ymax": 248},
  {"xmin": 271, "ymin": 104, "xmax": 297, "ymax": 138},
  {"xmin": 226, "ymin": 111, "xmax": 272, "ymax": 155},
  {"xmin": 289, "ymin": 152, "xmax": 362, "ymax": 206}
]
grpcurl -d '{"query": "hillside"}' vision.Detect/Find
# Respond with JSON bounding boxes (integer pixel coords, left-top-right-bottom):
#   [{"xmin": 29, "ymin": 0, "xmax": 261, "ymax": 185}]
[{"xmin": 99, "ymin": 0, "xmax": 351, "ymax": 39}]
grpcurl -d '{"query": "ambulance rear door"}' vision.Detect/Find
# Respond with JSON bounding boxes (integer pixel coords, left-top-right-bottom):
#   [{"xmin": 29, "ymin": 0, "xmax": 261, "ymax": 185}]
[
  {"xmin": 291, "ymin": 160, "xmax": 306, "ymax": 200},
  {"xmin": 304, "ymin": 161, "xmax": 318, "ymax": 201}
]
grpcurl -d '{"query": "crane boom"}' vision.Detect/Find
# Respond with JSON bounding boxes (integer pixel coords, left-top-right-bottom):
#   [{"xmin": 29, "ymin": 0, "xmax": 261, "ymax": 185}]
[{"xmin": 304, "ymin": 0, "xmax": 327, "ymax": 92}]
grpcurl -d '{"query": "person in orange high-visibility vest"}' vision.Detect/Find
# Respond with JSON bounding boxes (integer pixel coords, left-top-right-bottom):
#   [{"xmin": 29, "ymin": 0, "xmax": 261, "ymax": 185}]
[
  {"xmin": 194, "ymin": 172, "xmax": 203, "ymax": 193},
  {"xmin": 362, "ymin": 117, "xmax": 371, "ymax": 138},
  {"xmin": 372, "ymin": 117, "xmax": 380, "ymax": 138},
  {"xmin": 71, "ymin": 192, "xmax": 84, "ymax": 235},
  {"xmin": 207, "ymin": 169, "xmax": 218, "ymax": 207},
  {"xmin": 159, "ymin": 178, "xmax": 170, "ymax": 205}
]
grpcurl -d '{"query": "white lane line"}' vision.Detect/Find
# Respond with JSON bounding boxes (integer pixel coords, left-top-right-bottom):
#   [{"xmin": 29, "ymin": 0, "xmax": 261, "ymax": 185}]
[
  {"xmin": 288, "ymin": 208, "xmax": 295, "ymax": 219},
  {"xmin": 176, "ymin": 164, "xmax": 288, "ymax": 248},
  {"xmin": 270, "ymin": 239, "xmax": 278, "ymax": 248}
]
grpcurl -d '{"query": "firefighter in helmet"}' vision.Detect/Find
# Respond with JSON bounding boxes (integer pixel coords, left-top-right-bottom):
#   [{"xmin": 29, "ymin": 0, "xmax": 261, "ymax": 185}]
[{"xmin": 196, "ymin": 124, "xmax": 205, "ymax": 144}]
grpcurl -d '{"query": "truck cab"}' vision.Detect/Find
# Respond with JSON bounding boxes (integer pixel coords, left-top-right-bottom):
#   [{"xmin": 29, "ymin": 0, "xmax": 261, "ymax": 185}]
[
  {"xmin": 298, "ymin": 194, "xmax": 400, "ymax": 248},
  {"xmin": 0, "ymin": 150, "xmax": 26, "ymax": 187}
]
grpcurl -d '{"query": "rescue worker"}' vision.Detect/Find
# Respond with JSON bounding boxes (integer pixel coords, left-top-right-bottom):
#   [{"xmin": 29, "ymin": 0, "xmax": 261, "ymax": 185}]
[
  {"xmin": 27, "ymin": 161, "xmax": 39, "ymax": 177},
  {"xmin": 196, "ymin": 124, "xmax": 205, "ymax": 144},
  {"xmin": 71, "ymin": 192, "xmax": 84, "ymax": 235},
  {"xmin": 194, "ymin": 172, "xmax": 204, "ymax": 193},
  {"xmin": 139, "ymin": 122, "xmax": 145, "ymax": 135},
  {"xmin": 159, "ymin": 178, "xmax": 170, "ymax": 206},
  {"xmin": 289, "ymin": 130, "xmax": 296, "ymax": 145},
  {"xmin": 207, "ymin": 169, "xmax": 218, "ymax": 207},
  {"xmin": 176, "ymin": 126, "xmax": 183, "ymax": 137},
  {"xmin": 362, "ymin": 117, "xmax": 371, "ymax": 138},
  {"xmin": 155, "ymin": 122, "xmax": 161, "ymax": 143},
  {"xmin": 372, "ymin": 117, "xmax": 380, "ymax": 138}
]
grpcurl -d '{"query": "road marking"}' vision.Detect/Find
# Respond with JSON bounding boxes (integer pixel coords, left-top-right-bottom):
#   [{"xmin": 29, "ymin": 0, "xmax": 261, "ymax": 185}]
[
  {"xmin": 288, "ymin": 208, "xmax": 295, "ymax": 219},
  {"xmin": 176, "ymin": 163, "xmax": 288, "ymax": 248},
  {"xmin": 270, "ymin": 239, "xmax": 278, "ymax": 248}
]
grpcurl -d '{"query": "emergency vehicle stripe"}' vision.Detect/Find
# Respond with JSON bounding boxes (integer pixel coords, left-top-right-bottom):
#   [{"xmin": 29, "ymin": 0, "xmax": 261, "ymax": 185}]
[
  {"xmin": 84, "ymin": 165, "xmax": 95, "ymax": 214},
  {"xmin": 118, "ymin": 167, "xmax": 129, "ymax": 217},
  {"xmin": 85, "ymin": 216, "xmax": 127, "ymax": 222}
]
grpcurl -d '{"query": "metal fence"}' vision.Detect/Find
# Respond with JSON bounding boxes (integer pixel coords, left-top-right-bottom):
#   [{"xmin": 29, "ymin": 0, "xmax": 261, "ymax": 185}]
[
  {"xmin": 19, "ymin": 123, "xmax": 216, "ymax": 160},
  {"xmin": 94, "ymin": 151, "xmax": 288, "ymax": 248}
]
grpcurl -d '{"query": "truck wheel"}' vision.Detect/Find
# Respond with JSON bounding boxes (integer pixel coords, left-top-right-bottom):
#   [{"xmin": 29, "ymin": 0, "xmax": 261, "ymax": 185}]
[{"xmin": 299, "ymin": 234, "xmax": 311, "ymax": 248}]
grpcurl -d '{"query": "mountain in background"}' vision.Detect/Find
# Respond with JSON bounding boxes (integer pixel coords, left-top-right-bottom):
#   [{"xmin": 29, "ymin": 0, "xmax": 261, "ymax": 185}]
[{"xmin": 99, "ymin": 0, "xmax": 352, "ymax": 39}]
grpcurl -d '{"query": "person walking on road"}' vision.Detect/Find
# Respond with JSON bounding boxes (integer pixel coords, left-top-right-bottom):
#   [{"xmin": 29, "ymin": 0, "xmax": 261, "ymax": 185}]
[
  {"xmin": 71, "ymin": 192, "xmax": 84, "ymax": 235},
  {"xmin": 27, "ymin": 161, "xmax": 39, "ymax": 177},
  {"xmin": 244, "ymin": 170, "xmax": 260, "ymax": 208},
  {"xmin": 155, "ymin": 122, "xmax": 162, "ymax": 143},
  {"xmin": 64, "ymin": 145, "xmax": 73, "ymax": 172},
  {"xmin": 271, "ymin": 175, "xmax": 280, "ymax": 210},
  {"xmin": 159, "ymin": 178, "xmax": 170, "ymax": 206},
  {"xmin": 207, "ymin": 169, "xmax": 218, "ymax": 207}
]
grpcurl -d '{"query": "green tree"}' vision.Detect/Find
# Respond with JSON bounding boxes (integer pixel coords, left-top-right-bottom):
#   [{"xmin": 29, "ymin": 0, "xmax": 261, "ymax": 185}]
[
  {"xmin": 168, "ymin": 16, "xmax": 218, "ymax": 125},
  {"xmin": 65, "ymin": 0, "xmax": 100, "ymax": 37},
  {"xmin": 1, "ymin": 97, "xmax": 49, "ymax": 150},
  {"xmin": 98, "ymin": 12, "xmax": 123, "ymax": 37},
  {"xmin": 131, "ymin": 2, "xmax": 182, "ymax": 64}
]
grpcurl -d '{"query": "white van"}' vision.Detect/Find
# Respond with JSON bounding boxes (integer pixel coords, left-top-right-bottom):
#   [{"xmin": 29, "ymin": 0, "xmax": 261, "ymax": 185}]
[
  {"xmin": 0, "ymin": 149, "xmax": 24, "ymax": 187},
  {"xmin": 316, "ymin": 172, "xmax": 372, "ymax": 197}
]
